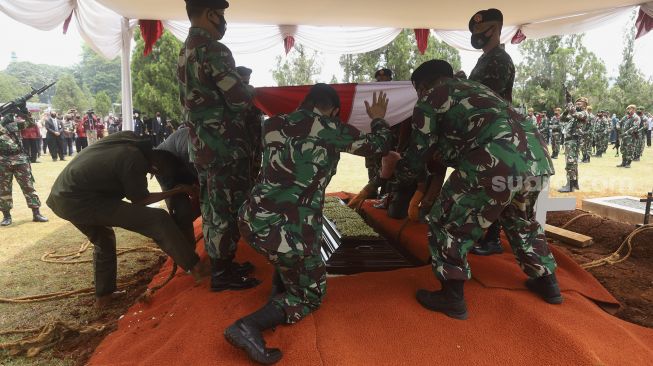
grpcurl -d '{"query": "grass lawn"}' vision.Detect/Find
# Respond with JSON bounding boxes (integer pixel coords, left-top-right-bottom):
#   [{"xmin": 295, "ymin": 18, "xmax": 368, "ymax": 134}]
[{"xmin": 1, "ymin": 145, "xmax": 652, "ymax": 364}]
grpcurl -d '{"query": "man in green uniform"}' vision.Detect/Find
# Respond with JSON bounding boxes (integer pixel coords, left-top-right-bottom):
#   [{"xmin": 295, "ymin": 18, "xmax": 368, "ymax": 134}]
[
  {"xmin": 236, "ymin": 65, "xmax": 264, "ymax": 181},
  {"xmin": 595, "ymin": 111, "xmax": 611, "ymax": 157},
  {"xmin": 1, "ymin": 111, "xmax": 48, "ymax": 226},
  {"xmin": 467, "ymin": 8, "xmax": 517, "ymax": 257},
  {"xmin": 225, "ymin": 85, "xmax": 393, "ymax": 364},
  {"xmin": 525, "ymin": 108, "xmax": 537, "ymax": 128},
  {"xmin": 538, "ymin": 112, "xmax": 550, "ymax": 145},
  {"xmin": 178, "ymin": 0, "xmax": 259, "ymax": 291},
  {"xmin": 617, "ymin": 105, "xmax": 639, "ymax": 168},
  {"xmin": 558, "ymin": 97, "xmax": 588, "ymax": 192},
  {"xmin": 580, "ymin": 106, "xmax": 594, "ymax": 163},
  {"xmin": 549, "ymin": 108, "xmax": 562, "ymax": 159},
  {"xmin": 47, "ymin": 131, "xmax": 204, "ymax": 308},
  {"xmin": 396, "ymin": 60, "xmax": 559, "ymax": 321},
  {"xmin": 633, "ymin": 107, "xmax": 646, "ymax": 161}
]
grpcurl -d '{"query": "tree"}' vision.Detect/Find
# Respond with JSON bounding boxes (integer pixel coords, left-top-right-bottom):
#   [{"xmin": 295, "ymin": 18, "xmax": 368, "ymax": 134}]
[
  {"xmin": 340, "ymin": 30, "xmax": 462, "ymax": 82},
  {"xmin": 52, "ymin": 73, "xmax": 90, "ymax": 112},
  {"xmin": 4, "ymin": 61, "xmax": 69, "ymax": 103},
  {"xmin": 0, "ymin": 72, "xmax": 30, "ymax": 102},
  {"xmin": 74, "ymin": 44, "xmax": 122, "ymax": 103},
  {"xmin": 271, "ymin": 45, "xmax": 322, "ymax": 86},
  {"xmin": 94, "ymin": 91, "xmax": 112, "ymax": 116},
  {"xmin": 131, "ymin": 30, "xmax": 183, "ymax": 121}
]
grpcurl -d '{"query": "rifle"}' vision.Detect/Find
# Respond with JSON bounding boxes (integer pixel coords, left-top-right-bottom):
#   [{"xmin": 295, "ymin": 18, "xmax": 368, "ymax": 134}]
[
  {"xmin": 563, "ymin": 83, "xmax": 572, "ymax": 104},
  {"xmin": 0, "ymin": 81, "xmax": 56, "ymax": 117}
]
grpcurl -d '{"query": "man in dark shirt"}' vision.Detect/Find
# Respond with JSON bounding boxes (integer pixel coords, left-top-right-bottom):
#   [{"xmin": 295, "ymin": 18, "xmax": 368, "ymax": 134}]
[
  {"xmin": 467, "ymin": 8, "xmax": 516, "ymax": 257},
  {"xmin": 47, "ymin": 131, "xmax": 204, "ymax": 308}
]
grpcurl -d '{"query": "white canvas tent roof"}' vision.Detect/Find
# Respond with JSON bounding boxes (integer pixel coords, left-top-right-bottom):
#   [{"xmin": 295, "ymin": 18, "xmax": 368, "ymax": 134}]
[{"xmin": 1, "ymin": 0, "xmax": 652, "ymax": 129}]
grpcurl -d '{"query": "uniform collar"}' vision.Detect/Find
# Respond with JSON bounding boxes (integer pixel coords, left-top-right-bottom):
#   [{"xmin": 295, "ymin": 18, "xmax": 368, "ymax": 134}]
[{"xmin": 188, "ymin": 27, "xmax": 214, "ymax": 41}]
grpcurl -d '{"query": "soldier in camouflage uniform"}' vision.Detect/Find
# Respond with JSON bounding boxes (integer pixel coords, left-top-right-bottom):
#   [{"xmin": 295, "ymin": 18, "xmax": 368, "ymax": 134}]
[
  {"xmin": 617, "ymin": 105, "xmax": 640, "ymax": 168},
  {"xmin": 595, "ymin": 111, "xmax": 611, "ymax": 157},
  {"xmin": 236, "ymin": 66, "xmax": 264, "ymax": 181},
  {"xmin": 580, "ymin": 106, "xmax": 594, "ymax": 163},
  {"xmin": 558, "ymin": 97, "xmax": 588, "ymax": 192},
  {"xmin": 395, "ymin": 60, "xmax": 559, "ymax": 321},
  {"xmin": 1, "ymin": 111, "xmax": 49, "ymax": 226},
  {"xmin": 178, "ymin": 0, "xmax": 258, "ymax": 291},
  {"xmin": 525, "ymin": 108, "xmax": 537, "ymax": 128},
  {"xmin": 225, "ymin": 85, "xmax": 393, "ymax": 364},
  {"xmin": 467, "ymin": 8, "xmax": 517, "ymax": 258},
  {"xmin": 549, "ymin": 108, "xmax": 562, "ymax": 159},
  {"xmin": 634, "ymin": 107, "xmax": 646, "ymax": 161},
  {"xmin": 538, "ymin": 112, "xmax": 550, "ymax": 144}
]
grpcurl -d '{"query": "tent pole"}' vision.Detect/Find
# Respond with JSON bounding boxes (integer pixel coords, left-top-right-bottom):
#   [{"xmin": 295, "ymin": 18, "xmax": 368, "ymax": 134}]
[{"xmin": 120, "ymin": 16, "xmax": 134, "ymax": 131}]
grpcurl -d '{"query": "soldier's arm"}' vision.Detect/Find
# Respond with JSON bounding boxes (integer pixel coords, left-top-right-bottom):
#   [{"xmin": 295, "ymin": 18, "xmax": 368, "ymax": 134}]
[
  {"xmin": 343, "ymin": 118, "xmax": 394, "ymax": 157},
  {"xmin": 206, "ymin": 50, "xmax": 253, "ymax": 113},
  {"xmin": 393, "ymin": 106, "xmax": 439, "ymax": 184}
]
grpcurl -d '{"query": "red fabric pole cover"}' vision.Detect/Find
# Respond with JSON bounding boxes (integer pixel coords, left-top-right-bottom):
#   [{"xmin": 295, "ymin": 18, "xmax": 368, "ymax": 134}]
[
  {"xmin": 284, "ymin": 35, "xmax": 295, "ymax": 54},
  {"xmin": 62, "ymin": 10, "xmax": 73, "ymax": 35},
  {"xmin": 254, "ymin": 83, "xmax": 358, "ymax": 123},
  {"xmin": 635, "ymin": 8, "xmax": 653, "ymax": 39},
  {"xmin": 413, "ymin": 29, "xmax": 429, "ymax": 54},
  {"xmin": 139, "ymin": 19, "xmax": 164, "ymax": 56},
  {"xmin": 511, "ymin": 29, "xmax": 527, "ymax": 44}
]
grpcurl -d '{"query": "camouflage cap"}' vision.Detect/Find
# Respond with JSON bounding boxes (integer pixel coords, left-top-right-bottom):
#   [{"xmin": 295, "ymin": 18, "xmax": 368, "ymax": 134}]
[
  {"xmin": 575, "ymin": 97, "xmax": 589, "ymax": 105},
  {"xmin": 586, "ymin": 105, "xmax": 593, "ymax": 111},
  {"xmin": 185, "ymin": 0, "xmax": 229, "ymax": 9},
  {"xmin": 527, "ymin": 108, "xmax": 534, "ymax": 112},
  {"xmin": 469, "ymin": 8, "xmax": 503, "ymax": 31},
  {"xmin": 627, "ymin": 104, "xmax": 637, "ymax": 110},
  {"xmin": 637, "ymin": 106, "xmax": 645, "ymax": 112},
  {"xmin": 554, "ymin": 107, "xmax": 562, "ymax": 112}
]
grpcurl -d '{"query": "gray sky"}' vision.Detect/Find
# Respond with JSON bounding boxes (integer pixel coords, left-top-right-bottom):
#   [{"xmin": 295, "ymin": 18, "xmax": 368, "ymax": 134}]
[{"xmin": 1, "ymin": 10, "xmax": 652, "ymax": 87}]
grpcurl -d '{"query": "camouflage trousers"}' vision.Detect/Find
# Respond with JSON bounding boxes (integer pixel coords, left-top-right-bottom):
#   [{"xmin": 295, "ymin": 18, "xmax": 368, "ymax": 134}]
[
  {"xmin": 197, "ymin": 158, "xmax": 252, "ymax": 260},
  {"xmin": 428, "ymin": 168, "xmax": 557, "ymax": 281},
  {"xmin": 0, "ymin": 162, "xmax": 41, "ymax": 211},
  {"xmin": 581, "ymin": 134, "xmax": 592, "ymax": 157},
  {"xmin": 550, "ymin": 134, "xmax": 561, "ymax": 156},
  {"xmin": 635, "ymin": 135, "xmax": 646, "ymax": 158},
  {"xmin": 564, "ymin": 139, "xmax": 579, "ymax": 181},
  {"xmin": 597, "ymin": 135, "xmax": 609, "ymax": 154},
  {"xmin": 620, "ymin": 138, "xmax": 634, "ymax": 162},
  {"xmin": 238, "ymin": 209, "xmax": 327, "ymax": 324}
]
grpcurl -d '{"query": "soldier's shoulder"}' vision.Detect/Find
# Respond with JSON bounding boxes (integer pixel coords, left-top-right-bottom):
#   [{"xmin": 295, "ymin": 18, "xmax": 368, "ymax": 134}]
[{"xmin": 205, "ymin": 41, "xmax": 233, "ymax": 58}]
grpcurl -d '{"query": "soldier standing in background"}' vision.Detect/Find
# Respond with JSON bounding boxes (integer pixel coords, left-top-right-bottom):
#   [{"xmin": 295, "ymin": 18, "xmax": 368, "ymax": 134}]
[
  {"xmin": 525, "ymin": 108, "xmax": 537, "ymax": 128},
  {"xmin": 558, "ymin": 97, "xmax": 588, "ymax": 192},
  {"xmin": 178, "ymin": 0, "xmax": 259, "ymax": 291},
  {"xmin": 580, "ymin": 106, "xmax": 594, "ymax": 163},
  {"xmin": 549, "ymin": 108, "xmax": 562, "ymax": 159},
  {"xmin": 1, "ymin": 111, "xmax": 49, "ymax": 226},
  {"xmin": 538, "ymin": 112, "xmax": 550, "ymax": 145},
  {"xmin": 236, "ymin": 66, "xmax": 264, "ymax": 181},
  {"xmin": 616, "ymin": 105, "xmax": 639, "ymax": 168},
  {"xmin": 634, "ymin": 107, "xmax": 646, "ymax": 160},
  {"xmin": 467, "ymin": 8, "xmax": 516, "ymax": 257}
]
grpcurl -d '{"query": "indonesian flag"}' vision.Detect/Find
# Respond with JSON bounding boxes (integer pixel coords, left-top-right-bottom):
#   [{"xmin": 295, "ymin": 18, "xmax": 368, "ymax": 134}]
[{"xmin": 254, "ymin": 81, "xmax": 418, "ymax": 132}]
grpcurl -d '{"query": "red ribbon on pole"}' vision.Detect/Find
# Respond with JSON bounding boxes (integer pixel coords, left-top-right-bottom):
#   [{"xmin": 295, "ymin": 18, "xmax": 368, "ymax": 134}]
[
  {"xmin": 511, "ymin": 29, "xmax": 527, "ymax": 44},
  {"xmin": 284, "ymin": 35, "xmax": 295, "ymax": 55},
  {"xmin": 635, "ymin": 8, "xmax": 653, "ymax": 39},
  {"xmin": 62, "ymin": 10, "xmax": 73, "ymax": 35},
  {"xmin": 139, "ymin": 20, "xmax": 164, "ymax": 56},
  {"xmin": 414, "ymin": 29, "xmax": 429, "ymax": 54}
]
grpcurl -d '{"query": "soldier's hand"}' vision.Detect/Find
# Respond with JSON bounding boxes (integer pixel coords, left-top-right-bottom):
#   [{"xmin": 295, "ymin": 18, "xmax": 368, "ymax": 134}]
[{"xmin": 365, "ymin": 91, "xmax": 389, "ymax": 120}]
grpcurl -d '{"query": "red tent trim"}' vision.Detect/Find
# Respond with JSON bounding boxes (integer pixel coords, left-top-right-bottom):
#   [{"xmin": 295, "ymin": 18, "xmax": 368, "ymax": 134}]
[
  {"xmin": 284, "ymin": 35, "xmax": 295, "ymax": 54},
  {"xmin": 413, "ymin": 29, "xmax": 429, "ymax": 54},
  {"xmin": 139, "ymin": 19, "xmax": 164, "ymax": 56},
  {"xmin": 635, "ymin": 8, "xmax": 653, "ymax": 39}
]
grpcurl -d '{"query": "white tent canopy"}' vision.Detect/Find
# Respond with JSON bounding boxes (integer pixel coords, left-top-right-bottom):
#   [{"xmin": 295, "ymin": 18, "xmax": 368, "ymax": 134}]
[{"xmin": 1, "ymin": 0, "xmax": 652, "ymax": 129}]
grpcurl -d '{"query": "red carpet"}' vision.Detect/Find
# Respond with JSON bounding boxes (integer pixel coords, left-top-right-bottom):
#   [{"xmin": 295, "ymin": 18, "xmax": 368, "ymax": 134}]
[{"xmin": 89, "ymin": 203, "xmax": 653, "ymax": 366}]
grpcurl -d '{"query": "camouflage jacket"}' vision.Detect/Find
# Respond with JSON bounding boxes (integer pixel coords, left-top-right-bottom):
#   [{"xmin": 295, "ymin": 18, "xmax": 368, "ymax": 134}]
[
  {"xmin": 617, "ymin": 114, "xmax": 640, "ymax": 141},
  {"xmin": 0, "ymin": 114, "xmax": 32, "ymax": 165},
  {"xmin": 561, "ymin": 103, "xmax": 588, "ymax": 139},
  {"xmin": 240, "ymin": 108, "xmax": 393, "ymax": 252},
  {"xmin": 581, "ymin": 113, "xmax": 595, "ymax": 136},
  {"xmin": 594, "ymin": 117, "xmax": 611, "ymax": 135},
  {"xmin": 636, "ymin": 114, "xmax": 647, "ymax": 134},
  {"xmin": 397, "ymin": 78, "xmax": 554, "ymax": 184},
  {"xmin": 539, "ymin": 117, "xmax": 549, "ymax": 134},
  {"xmin": 468, "ymin": 45, "xmax": 515, "ymax": 103},
  {"xmin": 549, "ymin": 115, "xmax": 562, "ymax": 135},
  {"xmin": 525, "ymin": 115, "xmax": 537, "ymax": 129},
  {"xmin": 177, "ymin": 27, "xmax": 254, "ymax": 166}
]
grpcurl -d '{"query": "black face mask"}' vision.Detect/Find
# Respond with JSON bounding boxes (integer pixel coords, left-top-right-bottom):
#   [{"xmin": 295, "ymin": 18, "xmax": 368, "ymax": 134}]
[
  {"xmin": 209, "ymin": 13, "xmax": 227, "ymax": 39},
  {"xmin": 471, "ymin": 26, "xmax": 493, "ymax": 49},
  {"xmin": 576, "ymin": 107, "xmax": 583, "ymax": 112}
]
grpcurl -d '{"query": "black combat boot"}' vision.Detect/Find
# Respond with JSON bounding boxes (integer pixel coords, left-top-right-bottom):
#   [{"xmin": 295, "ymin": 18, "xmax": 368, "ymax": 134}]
[
  {"xmin": 586, "ymin": 155, "xmax": 590, "ymax": 163},
  {"xmin": 224, "ymin": 302, "xmax": 285, "ymax": 365},
  {"xmin": 624, "ymin": 160, "xmax": 632, "ymax": 168},
  {"xmin": 416, "ymin": 280, "xmax": 468, "ymax": 320},
  {"xmin": 572, "ymin": 180, "xmax": 579, "ymax": 191},
  {"xmin": 551, "ymin": 152, "xmax": 558, "ymax": 159},
  {"xmin": 633, "ymin": 156, "xmax": 640, "ymax": 162},
  {"xmin": 526, "ymin": 273, "xmax": 563, "ymax": 304},
  {"xmin": 616, "ymin": 159, "xmax": 627, "ymax": 167},
  {"xmin": 1, "ymin": 211, "xmax": 11, "ymax": 227},
  {"xmin": 558, "ymin": 180, "xmax": 573, "ymax": 193},
  {"xmin": 470, "ymin": 222, "xmax": 503, "ymax": 256},
  {"xmin": 210, "ymin": 258, "xmax": 260, "ymax": 292},
  {"xmin": 32, "ymin": 208, "xmax": 48, "ymax": 222}
]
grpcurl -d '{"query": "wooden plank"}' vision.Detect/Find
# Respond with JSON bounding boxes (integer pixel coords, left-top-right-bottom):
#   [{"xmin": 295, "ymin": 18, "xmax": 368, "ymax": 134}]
[{"xmin": 545, "ymin": 224, "xmax": 593, "ymax": 248}]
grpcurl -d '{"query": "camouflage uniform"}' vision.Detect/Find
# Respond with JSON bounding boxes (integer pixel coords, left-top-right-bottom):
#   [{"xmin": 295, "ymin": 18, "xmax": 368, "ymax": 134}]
[
  {"xmin": 549, "ymin": 115, "xmax": 562, "ymax": 157},
  {"xmin": 0, "ymin": 115, "xmax": 41, "ymax": 212},
  {"xmin": 580, "ymin": 113, "xmax": 594, "ymax": 161},
  {"xmin": 396, "ymin": 78, "xmax": 557, "ymax": 282},
  {"xmin": 617, "ymin": 114, "xmax": 639, "ymax": 165},
  {"xmin": 635, "ymin": 112, "xmax": 646, "ymax": 160},
  {"xmin": 560, "ymin": 104, "xmax": 587, "ymax": 181},
  {"xmin": 525, "ymin": 114, "xmax": 537, "ymax": 129},
  {"xmin": 597, "ymin": 115, "xmax": 612, "ymax": 155},
  {"xmin": 177, "ymin": 27, "xmax": 255, "ymax": 261},
  {"xmin": 239, "ymin": 109, "xmax": 392, "ymax": 323},
  {"xmin": 538, "ymin": 115, "xmax": 550, "ymax": 144},
  {"xmin": 468, "ymin": 45, "xmax": 515, "ymax": 103}
]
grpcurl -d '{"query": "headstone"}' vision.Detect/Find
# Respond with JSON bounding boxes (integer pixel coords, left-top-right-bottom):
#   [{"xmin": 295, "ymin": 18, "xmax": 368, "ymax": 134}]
[{"xmin": 535, "ymin": 185, "xmax": 577, "ymax": 227}]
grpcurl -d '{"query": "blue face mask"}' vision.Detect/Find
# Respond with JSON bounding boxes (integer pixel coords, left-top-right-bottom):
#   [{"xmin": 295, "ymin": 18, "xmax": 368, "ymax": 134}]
[{"xmin": 209, "ymin": 12, "xmax": 227, "ymax": 39}]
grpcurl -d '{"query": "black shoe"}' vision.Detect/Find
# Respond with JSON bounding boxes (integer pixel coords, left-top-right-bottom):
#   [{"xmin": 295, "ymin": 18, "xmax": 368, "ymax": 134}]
[
  {"xmin": 416, "ymin": 280, "xmax": 468, "ymax": 320},
  {"xmin": 470, "ymin": 240, "xmax": 503, "ymax": 256},
  {"xmin": 210, "ymin": 259, "xmax": 260, "ymax": 292},
  {"xmin": 1, "ymin": 215, "xmax": 11, "ymax": 227},
  {"xmin": 32, "ymin": 208, "xmax": 48, "ymax": 223},
  {"xmin": 269, "ymin": 269, "xmax": 286, "ymax": 300},
  {"xmin": 633, "ymin": 157, "xmax": 640, "ymax": 162},
  {"xmin": 233, "ymin": 261, "xmax": 255, "ymax": 277},
  {"xmin": 525, "ymin": 273, "xmax": 563, "ymax": 304},
  {"xmin": 571, "ymin": 180, "xmax": 579, "ymax": 190},
  {"xmin": 224, "ymin": 303, "xmax": 286, "ymax": 365}
]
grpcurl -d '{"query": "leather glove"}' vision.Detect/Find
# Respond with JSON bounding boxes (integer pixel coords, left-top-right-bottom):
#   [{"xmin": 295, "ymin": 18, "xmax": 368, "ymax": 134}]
[
  {"xmin": 348, "ymin": 184, "xmax": 375, "ymax": 210},
  {"xmin": 407, "ymin": 190, "xmax": 424, "ymax": 222}
]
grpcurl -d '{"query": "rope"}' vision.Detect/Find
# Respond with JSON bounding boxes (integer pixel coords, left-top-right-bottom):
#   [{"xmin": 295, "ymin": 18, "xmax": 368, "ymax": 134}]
[
  {"xmin": 0, "ymin": 321, "xmax": 110, "ymax": 357},
  {"xmin": 41, "ymin": 240, "xmax": 163, "ymax": 264},
  {"xmin": 0, "ymin": 279, "xmax": 141, "ymax": 304}
]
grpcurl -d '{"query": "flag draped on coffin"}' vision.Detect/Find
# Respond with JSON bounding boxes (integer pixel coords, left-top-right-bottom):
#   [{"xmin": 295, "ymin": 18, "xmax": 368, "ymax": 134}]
[{"xmin": 254, "ymin": 81, "xmax": 418, "ymax": 133}]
